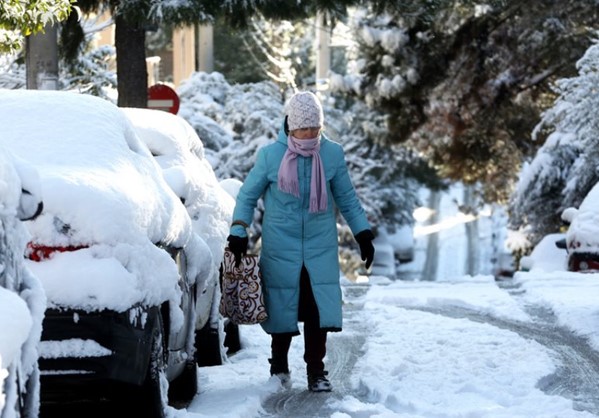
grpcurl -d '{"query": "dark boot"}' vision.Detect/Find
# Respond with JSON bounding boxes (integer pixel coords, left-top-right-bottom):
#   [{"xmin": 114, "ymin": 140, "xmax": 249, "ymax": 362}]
[
  {"xmin": 268, "ymin": 357, "xmax": 289, "ymax": 375},
  {"xmin": 299, "ymin": 266, "xmax": 331, "ymax": 392},
  {"xmin": 269, "ymin": 358, "xmax": 291, "ymax": 389},
  {"xmin": 307, "ymin": 370, "xmax": 332, "ymax": 392},
  {"xmin": 270, "ymin": 333, "xmax": 293, "ymax": 389}
]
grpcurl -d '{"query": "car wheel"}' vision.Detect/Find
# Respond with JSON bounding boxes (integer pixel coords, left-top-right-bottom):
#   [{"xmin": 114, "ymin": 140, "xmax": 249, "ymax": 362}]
[
  {"xmin": 168, "ymin": 359, "xmax": 198, "ymax": 403},
  {"xmin": 134, "ymin": 312, "xmax": 168, "ymax": 418},
  {"xmin": 195, "ymin": 322, "xmax": 222, "ymax": 366}
]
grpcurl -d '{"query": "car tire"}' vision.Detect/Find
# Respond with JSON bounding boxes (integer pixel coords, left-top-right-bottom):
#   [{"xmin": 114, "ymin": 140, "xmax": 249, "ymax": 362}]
[
  {"xmin": 195, "ymin": 322, "xmax": 223, "ymax": 366},
  {"xmin": 134, "ymin": 312, "xmax": 168, "ymax": 418},
  {"xmin": 168, "ymin": 359, "xmax": 198, "ymax": 403}
]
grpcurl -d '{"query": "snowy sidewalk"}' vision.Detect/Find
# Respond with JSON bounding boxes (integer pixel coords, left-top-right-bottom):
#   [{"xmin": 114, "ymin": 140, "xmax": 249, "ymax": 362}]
[{"xmin": 180, "ymin": 273, "xmax": 599, "ymax": 418}]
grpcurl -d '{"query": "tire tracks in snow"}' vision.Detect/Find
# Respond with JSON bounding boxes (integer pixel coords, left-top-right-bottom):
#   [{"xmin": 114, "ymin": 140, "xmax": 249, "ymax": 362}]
[{"xmin": 407, "ymin": 279, "xmax": 599, "ymax": 416}]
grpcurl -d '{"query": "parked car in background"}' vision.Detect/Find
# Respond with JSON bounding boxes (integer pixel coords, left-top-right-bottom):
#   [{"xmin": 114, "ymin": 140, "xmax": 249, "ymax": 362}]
[
  {"xmin": 0, "ymin": 89, "xmax": 205, "ymax": 417},
  {"xmin": 562, "ymin": 182, "xmax": 599, "ymax": 272},
  {"xmin": 370, "ymin": 238, "xmax": 397, "ymax": 278},
  {"xmin": 0, "ymin": 148, "xmax": 45, "ymax": 418},
  {"xmin": 493, "ymin": 249, "xmax": 516, "ymax": 278},
  {"xmin": 389, "ymin": 224, "xmax": 415, "ymax": 263},
  {"xmin": 364, "ymin": 225, "xmax": 415, "ymax": 279},
  {"xmin": 121, "ymin": 107, "xmax": 239, "ymax": 364},
  {"xmin": 519, "ymin": 233, "xmax": 567, "ymax": 272}
]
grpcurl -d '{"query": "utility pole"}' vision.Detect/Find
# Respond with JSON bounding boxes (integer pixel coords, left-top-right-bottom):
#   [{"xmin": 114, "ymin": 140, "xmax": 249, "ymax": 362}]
[
  {"xmin": 25, "ymin": 24, "xmax": 59, "ymax": 90},
  {"xmin": 197, "ymin": 24, "xmax": 214, "ymax": 73},
  {"xmin": 315, "ymin": 11, "xmax": 330, "ymax": 90}
]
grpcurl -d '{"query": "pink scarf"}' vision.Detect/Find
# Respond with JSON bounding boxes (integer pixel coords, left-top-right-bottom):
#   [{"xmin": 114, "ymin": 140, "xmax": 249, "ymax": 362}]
[{"xmin": 277, "ymin": 135, "xmax": 327, "ymax": 213}]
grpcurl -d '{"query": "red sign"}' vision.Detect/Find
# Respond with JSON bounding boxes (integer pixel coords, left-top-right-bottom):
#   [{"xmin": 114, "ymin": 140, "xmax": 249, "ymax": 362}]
[{"xmin": 147, "ymin": 84, "xmax": 180, "ymax": 115}]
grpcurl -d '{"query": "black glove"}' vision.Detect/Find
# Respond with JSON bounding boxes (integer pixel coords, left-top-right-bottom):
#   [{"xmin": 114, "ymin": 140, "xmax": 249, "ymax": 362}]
[
  {"xmin": 355, "ymin": 230, "xmax": 375, "ymax": 270},
  {"xmin": 227, "ymin": 235, "xmax": 248, "ymax": 267}
]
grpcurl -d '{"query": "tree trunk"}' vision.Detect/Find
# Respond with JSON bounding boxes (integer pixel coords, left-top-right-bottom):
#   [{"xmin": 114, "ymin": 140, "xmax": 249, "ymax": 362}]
[
  {"xmin": 315, "ymin": 11, "xmax": 330, "ymax": 89},
  {"xmin": 115, "ymin": 15, "xmax": 148, "ymax": 108},
  {"xmin": 422, "ymin": 190, "xmax": 441, "ymax": 281},
  {"xmin": 25, "ymin": 24, "xmax": 59, "ymax": 90},
  {"xmin": 464, "ymin": 185, "xmax": 480, "ymax": 276}
]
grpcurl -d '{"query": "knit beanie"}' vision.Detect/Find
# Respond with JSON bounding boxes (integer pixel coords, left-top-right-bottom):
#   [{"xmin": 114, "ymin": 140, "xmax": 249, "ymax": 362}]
[{"xmin": 286, "ymin": 91, "xmax": 324, "ymax": 131}]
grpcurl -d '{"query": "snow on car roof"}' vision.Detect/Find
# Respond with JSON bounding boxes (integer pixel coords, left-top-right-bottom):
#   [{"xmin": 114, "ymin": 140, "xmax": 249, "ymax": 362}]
[
  {"xmin": 121, "ymin": 108, "xmax": 235, "ymax": 272},
  {"xmin": 0, "ymin": 90, "xmax": 192, "ymax": 311},
  {"xmin": 0, "ymin": 89, "xmax": 190, "ymax": 248}
]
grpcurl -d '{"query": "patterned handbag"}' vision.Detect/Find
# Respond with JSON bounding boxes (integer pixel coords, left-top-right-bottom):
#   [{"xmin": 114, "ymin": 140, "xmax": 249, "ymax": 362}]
[{"xmin": 219, "ymin": 248, "xmax": 268, "ymax": 325}]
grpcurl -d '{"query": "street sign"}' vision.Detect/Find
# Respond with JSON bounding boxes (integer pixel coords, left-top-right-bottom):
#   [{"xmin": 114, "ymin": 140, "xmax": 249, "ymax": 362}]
[{"xmin": 147, "ymin": 84, "xmax": 180, "ymax": 115}]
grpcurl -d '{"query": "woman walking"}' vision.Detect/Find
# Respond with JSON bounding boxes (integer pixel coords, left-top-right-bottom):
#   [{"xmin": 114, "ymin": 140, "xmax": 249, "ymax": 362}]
[{"xmin": 227, "ymin": 91, "xmax": 374, "ymax": 392}]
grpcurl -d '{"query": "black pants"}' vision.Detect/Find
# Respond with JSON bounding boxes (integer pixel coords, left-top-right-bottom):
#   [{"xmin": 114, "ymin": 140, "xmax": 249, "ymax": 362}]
[{"xmin": 270, "ymin": 266, "xmax": 327, "ymax": 376}]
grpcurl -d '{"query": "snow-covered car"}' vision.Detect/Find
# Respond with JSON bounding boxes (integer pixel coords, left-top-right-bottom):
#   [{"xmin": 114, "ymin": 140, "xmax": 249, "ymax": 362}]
[
  {"xmin": 493, "ymin": 250, "xmax": 516, "ymax": 278},
  {"xmin": 519, "ymin": 233, "xmax": 567, "ymax": 272},
  {"xmin": 0, "ymin": 148, "xmax": 45, "ymax": 418},
  {"xmin": 389, "ymin": 224, "xmax": 415, "ymax": 263},
  {"xmin": 361, "ymin": 227, "xmax": 397, "ymax": 279},
  {"xmin": 366, "ymin": 225, "xmax": 415, "ymax": 279},
  {"xmin": 370, "ymin": 241, "xmax": 397, "ymax": 278},
  {"xmin": 0, "ymin": 89, "xmax": 204, "ymax": 417},
  {"xmin": 120, "ymin": 107, "xmax": 238, "ymax": 364},
  {"xmin": 562, "ymin": 182, "xmax": 599, "ymax": 272}
]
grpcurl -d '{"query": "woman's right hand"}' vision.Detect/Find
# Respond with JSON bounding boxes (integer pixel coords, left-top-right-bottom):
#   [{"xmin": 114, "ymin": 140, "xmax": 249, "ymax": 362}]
[{"xmin": 227, "ymin": 235, "xmax": 248, "ymax": 267}]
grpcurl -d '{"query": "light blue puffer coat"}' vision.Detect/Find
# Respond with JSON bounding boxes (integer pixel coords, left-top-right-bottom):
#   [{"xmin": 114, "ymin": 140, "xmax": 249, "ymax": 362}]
[{"xmin": 230, "ymin": 125, "xmax": 371, "ymax": 334}]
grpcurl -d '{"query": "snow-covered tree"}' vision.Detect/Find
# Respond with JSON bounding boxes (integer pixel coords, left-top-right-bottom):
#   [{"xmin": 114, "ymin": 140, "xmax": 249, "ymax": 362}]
[
  {"xmin": 212, "ymin": 15, "xmax": 310, "ymax": 88},
  {"xmin": 333, "ymin": 2, "xmax": 599, "ymax": 204},
  {"xmin": 59, "ymin": 44, "xmax": 117, "ymax": 99},
  {"xmin": 323, "ymin": 97, "xmax": 422, "ymax": 229},
  {"xmin": 0, "ymin": 56, "xmax": 26, "ymax": 89},
  {"xmin": 177, "ymin": 72, "xmax": 281, "ymax": 172},
  {"xmin": 508, "ymin": 41, "xmax": 599, "ymax": 250},
  {"xmin": 0, "ymin": 0, "xmax": 72, "ymax": 53}
]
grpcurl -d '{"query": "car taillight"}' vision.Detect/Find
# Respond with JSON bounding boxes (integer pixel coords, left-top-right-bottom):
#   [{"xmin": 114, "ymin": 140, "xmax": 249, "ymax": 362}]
[
  {"xmin": 26, "ymin": 243, "xmax": 88, "ymax": 261},
  {"xmin": 569, "ymin": 254, "xmax": 599, "ymax": 273},
  {"xmin": 579, "ymin": 259, "xmax": 599, "ymax": 272}
]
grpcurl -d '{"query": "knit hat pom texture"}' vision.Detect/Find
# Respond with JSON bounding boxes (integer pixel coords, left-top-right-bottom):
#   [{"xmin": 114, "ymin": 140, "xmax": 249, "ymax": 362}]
[{"xmin": 286, "ymin": 92, "xmax": 323, "ymax": 131}]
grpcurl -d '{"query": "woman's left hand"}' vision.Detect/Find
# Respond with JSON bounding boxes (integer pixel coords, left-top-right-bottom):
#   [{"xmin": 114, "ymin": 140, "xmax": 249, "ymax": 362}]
[{"xmin": 355, "ymin": 230, "xmax": 375, "ymax": 269}]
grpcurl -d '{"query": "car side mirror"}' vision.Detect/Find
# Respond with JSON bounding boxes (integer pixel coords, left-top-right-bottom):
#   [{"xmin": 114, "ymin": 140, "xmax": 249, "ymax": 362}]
[
  {"xmin": 555, "ymin": 238, "xmax": 567, "ymax": 249},
  {"xmin": 17, "ymin": 189, "xmax": 43, "ymax": 221}
]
